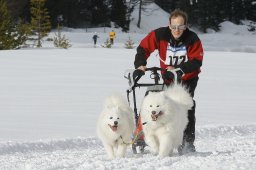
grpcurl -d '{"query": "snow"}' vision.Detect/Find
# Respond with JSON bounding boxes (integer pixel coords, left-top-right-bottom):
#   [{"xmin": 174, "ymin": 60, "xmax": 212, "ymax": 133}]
[
  {"xmin": 130, "ymin": 3, "xmax": 169, "ymax": 33},
  {"xmin": 0, "ymin": 3, "xmax": 256, "ymax": 169}
]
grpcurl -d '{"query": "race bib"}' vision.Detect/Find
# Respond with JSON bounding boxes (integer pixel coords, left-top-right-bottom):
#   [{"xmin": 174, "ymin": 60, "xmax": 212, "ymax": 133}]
[{"xmin": 165, "ymin": 43, "xmax": 188, "ymax": 66}]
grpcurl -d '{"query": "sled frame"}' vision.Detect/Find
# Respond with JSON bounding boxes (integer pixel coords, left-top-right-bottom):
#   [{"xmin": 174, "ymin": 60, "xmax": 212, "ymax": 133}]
[{"xmin": 125, "ymin": 67, "xmax": 166, "ymax": 154}]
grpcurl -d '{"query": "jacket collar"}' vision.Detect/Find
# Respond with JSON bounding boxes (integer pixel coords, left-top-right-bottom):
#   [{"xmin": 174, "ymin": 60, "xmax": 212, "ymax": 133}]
[{"xmin": 169, "ymin": 28, "xmax": 189, "ymax": 45}]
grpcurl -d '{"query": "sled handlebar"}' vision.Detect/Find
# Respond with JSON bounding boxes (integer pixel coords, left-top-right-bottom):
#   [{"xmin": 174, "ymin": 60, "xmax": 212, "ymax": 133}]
[
  {"xmin": 124, "ymin": 67, "xmax": 166, "ymax": 92},
  {"xmin": 145, "ymin": 67, "xmax": 165, "ymax": 72},
  {"xmin": 133, "ymin": 67, "xmax": 165, "ymax": 85}
]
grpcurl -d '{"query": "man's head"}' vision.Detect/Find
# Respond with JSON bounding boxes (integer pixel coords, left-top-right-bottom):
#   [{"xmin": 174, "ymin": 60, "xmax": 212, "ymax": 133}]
[{"xmin": 169, "ymin": 9, "xmax": 188, "ymax": 40}]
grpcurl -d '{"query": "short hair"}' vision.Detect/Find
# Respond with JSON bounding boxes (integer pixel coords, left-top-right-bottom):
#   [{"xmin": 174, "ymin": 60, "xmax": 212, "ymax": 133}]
[{"xmin": 169, "ymin": 9, "xmax": 188, "ymax": 25}]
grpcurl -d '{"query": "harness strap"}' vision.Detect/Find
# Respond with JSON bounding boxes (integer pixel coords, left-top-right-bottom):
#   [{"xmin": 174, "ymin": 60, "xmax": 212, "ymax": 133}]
[{"xmin": 120, "ymin": 130, "xmax": 144, "ymax": 145}]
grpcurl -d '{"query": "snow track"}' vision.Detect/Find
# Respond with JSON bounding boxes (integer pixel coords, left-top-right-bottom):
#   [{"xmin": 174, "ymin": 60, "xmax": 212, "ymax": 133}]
[{"xmin": 1, "ymin": 124, "xmax": 255, "ymax": 170}]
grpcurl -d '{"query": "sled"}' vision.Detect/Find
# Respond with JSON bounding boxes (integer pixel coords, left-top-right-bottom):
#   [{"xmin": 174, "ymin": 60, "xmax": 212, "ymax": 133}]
[{"xmin": 124, "ymin": 67, "xmax": 166, "ymax": 154}]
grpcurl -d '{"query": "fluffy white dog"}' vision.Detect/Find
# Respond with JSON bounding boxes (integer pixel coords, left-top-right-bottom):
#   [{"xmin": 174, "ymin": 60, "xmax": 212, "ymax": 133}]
[
  {"xmin": 140, "ymin": 83, "xmax": 193, "ymax": 157},
  {"xmin": 97, "ymin": 94, "xmax": 134, "ymax": 159}
]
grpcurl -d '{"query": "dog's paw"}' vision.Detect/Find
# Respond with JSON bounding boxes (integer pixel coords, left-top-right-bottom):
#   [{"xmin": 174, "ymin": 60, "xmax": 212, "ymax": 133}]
[
  {"xmin": 115, "ymin": 144, "xmax": 127, "ymax": 158},
  {"xmin": 159, "ymin": 148, "xmax": 173, "ymax": 158},
  {"xmin": 150, "ymin": 147, "xmax": 159, "ymax": 155},
  {"xmin": 116, "ymin": 152, "xmax": 125, "ymax": 158},
  {"xmin": 159, "ymin": 152, "xmax": 169, "ymax": 158}
]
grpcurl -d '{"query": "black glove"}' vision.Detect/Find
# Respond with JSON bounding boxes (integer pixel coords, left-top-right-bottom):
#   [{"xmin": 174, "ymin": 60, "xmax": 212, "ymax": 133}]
[
  {"xmin": 162, "ymin": 68, "xmax": 184, "ymax": 82},
  {"xmin": 175, "ymin": 68, "xmax": 184, "ymax": 78},
  {"xmin": 162, "ymin": 70, "xmax": 175, "ymax": 81},
  {"xmin": 133, "ymin": 69, "xmax": 145, "ymax": 82}
]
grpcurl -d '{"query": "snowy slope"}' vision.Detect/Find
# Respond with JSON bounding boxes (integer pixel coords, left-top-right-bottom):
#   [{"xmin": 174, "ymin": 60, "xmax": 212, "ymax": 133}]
[
  {"xmin": 0, "ymin": 48, "xmax": 256, "ymax": 169},
  {"xmin": 0, "ymin": 125, "xmax": 255, "ymax": 169}
]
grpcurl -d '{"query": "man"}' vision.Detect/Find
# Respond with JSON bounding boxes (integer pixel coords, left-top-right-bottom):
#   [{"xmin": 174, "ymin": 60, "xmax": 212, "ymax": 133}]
[
  {"xmin": 109, "ymin": 30, "xmax": 116, "ymax": 45},
  {"xmin": 92, "ymin": 32, "xmax": 99, "ymax": 47},
  {"xmin": 134, "ymin": 9, "xmax": 203, "ymax": 154}
]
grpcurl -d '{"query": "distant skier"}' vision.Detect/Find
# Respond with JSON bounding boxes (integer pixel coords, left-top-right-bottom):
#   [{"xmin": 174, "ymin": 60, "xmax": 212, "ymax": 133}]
[
  {"xmin": 109, "ymin": 30, "xmax": 116, "ymax": 45},
  {"xmin": 92, "ymin": 33, "xmax": 99, "ymax": 47}
]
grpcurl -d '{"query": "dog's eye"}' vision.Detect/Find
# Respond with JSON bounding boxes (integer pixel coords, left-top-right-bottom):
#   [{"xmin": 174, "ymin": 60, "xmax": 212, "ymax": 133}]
[
  {"xmin": 157, "ymin": 105, "xmax": 160, "ymax": 107},
  {"xmin": 109, "ymin": 117, "xmax": 113, "ymax": 119},
  {"xmin": 117, "ymin": 117, "xmax": 119, "ymax": 119},
  {"xmin": 150, "ymin": 105, "xmax": 152, "ymax": 107}
]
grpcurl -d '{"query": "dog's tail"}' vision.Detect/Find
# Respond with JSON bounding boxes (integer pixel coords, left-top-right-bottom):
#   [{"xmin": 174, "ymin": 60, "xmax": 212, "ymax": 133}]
[{"xmin": 164, "ymin": 83, "xmax": 193, "ymax": 110}]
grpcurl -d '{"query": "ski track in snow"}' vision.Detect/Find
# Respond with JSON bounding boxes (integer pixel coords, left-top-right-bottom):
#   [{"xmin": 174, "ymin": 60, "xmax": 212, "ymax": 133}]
[{"xmin": 1, "ymin": 124, "xmax": 255, "ymax": 170}]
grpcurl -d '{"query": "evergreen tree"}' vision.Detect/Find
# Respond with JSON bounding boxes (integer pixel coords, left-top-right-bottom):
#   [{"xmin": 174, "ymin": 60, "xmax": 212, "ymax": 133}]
[
  {"xmin": 15, "ymin": 20, "xmax": 32, "ymax": 48},
  {"xmin": 53, "ymin": 23, "xmax": 71, "ymax": 49},
  {"xmin": 4, "ymin": 0, "xmax": 256, "ymax": 33},
  {"xmin": 30, "ymin": 0, "xmax": 51, "ymax": 47},
  {"xmin": 0, "ymin": 0, "xmax": 14, "ymax": 50},
  {"xmin": 155, "ymin": 0, "xmax": 174, "ymax": 12},
  {"xmin": 245, "ymin": 0, "xmax": 256, "ymax": 22},
  {"xmin": 196, "ymin": 0, "xmax": 222, "ymax": 32},
  {"xmin": 91, "ymin": 0, "xmax": 110, "ymax": 26},
  {"xmin": 124, "ymin": 36, "xmax": 135, "ymax": 49},
  {"xmin": 111, "ymin": 0, "xmax": 128, "ymax": 31},
  {"xmin": 231, "ymin": 0, "xmax": 246, "ymax": 24},
  {"xmin": 103, "ymin": 38, "xmax": 111, "ymax": 48},
  {"xmin": 6, "ymin": 0, "xmax": 28, "ymax": 19},
  {"xmin": 0, "ymin": 0, "xmax": 30, "ymax": 50}
]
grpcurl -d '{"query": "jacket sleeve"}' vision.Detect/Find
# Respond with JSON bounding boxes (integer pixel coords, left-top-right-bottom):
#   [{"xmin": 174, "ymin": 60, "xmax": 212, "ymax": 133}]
[
  {"xmin": 179, "ymin": 38, "xmax": 203, "ymax": 74},
  {"xmin": 134, "ymin": 31, "xmax": 158, "ymax": 68}
]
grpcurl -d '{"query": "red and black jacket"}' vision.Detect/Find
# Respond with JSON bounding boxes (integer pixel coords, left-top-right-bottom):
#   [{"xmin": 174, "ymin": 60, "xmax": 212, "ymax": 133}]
[{"xmin": 134, "ymin": 27, "xmax": 203, "ymax": 81}]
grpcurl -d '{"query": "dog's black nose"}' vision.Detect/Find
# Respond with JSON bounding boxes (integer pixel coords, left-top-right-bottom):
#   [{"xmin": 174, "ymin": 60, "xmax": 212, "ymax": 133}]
[
  {"xmin": 152, "ymin": 111, "xmax": 156, "ymax": 115},
  {"xmin": 114, "ymin": 121, "xmax": 118, "ymax": 125}
]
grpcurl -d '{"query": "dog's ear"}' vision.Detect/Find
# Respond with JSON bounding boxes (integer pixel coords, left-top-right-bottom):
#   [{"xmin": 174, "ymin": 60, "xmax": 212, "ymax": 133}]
[
  {"xmin": 113, "ymin": 106, "xmax": 120, "ymax": 112},
  {"xmin": 106, "ymin": 103, "xmax": 114, "ymax": 109},
  {"xmin": 158, "ymin": 91, "xmax": 165, "ymax": 97},
  {"xmin": 163, "ymin": 92, "xmax": 170, "ymax": 100}
]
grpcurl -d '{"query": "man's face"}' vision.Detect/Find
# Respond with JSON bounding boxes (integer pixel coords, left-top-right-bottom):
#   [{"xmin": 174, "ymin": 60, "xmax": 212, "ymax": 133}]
[{"xmin": 170, "ymin": 16, "xmax": 186, "ymax": 40}]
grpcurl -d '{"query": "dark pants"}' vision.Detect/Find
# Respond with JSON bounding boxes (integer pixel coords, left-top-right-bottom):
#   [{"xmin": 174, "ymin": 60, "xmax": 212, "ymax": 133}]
[
  {"xmin": 110, "ymin": 38, "xmax": 114, "ymax": 45},
  {"xmin": 181, "ymin": 77, "xmax": 198, "ymax": 145},
  {"xmin": 93, "ymin": 39, "xmax": 97, "ymax": 45}
]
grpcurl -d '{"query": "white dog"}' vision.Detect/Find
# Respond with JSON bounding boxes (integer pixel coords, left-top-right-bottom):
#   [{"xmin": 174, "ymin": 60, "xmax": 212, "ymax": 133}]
[
  {"xmin": 140, "ymin": 83, "xmax": 193, "ymax": 157},
  {"xmin": 97, "ymin": 94, "xmax": 134, "ymax": 159}
]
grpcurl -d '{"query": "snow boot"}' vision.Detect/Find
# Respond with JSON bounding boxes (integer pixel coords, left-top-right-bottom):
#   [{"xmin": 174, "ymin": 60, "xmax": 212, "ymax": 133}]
[
  {"xmin": 178, "ymin": 142, "xmax": 196, "ymax": 155},
  {"xmin": 178, "ymin": 102, "xmax": 196, "ymax": 155}
]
